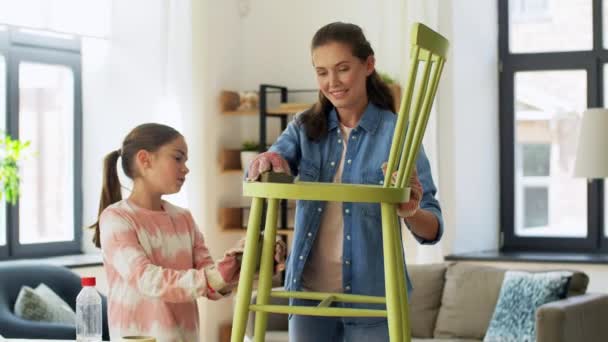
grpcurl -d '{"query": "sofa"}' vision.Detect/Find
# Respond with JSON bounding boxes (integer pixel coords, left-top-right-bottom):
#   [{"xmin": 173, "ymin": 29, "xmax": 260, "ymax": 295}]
[
  {"xmin": 0, "ymin": 263, "xmax": 110, "ymax": 340},
  {"xmin": 246, "ymin": 262, "xmax": 608, "ymax": 341}
]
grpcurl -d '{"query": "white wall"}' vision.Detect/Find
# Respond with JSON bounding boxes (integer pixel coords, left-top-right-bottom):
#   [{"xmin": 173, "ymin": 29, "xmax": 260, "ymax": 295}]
[
  {"xmin": 237, "ymin": 0, "xmax": 407, "ymax": 93},
  {"xmin": 437, "ymin": 0, "xmax": 500, "ymax": 255}
]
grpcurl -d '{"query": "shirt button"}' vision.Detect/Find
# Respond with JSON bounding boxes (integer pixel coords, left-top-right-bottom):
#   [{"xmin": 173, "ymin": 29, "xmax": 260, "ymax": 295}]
[
  {"xmin": 345, "ymin": 208, "xmax": 350, "ymax": 214},
  {"xmin": 345, "ymin": 260, "xmax": 351, "ymax": 265},
  {"xmin": 351, "ymin": 135, "xmax": 356, "ymax": 140},
  {"xmin": 293, "ymin": 279, "xmax": 297, "ymax": 283},
  {"xmin": 345, "ymin": 285, "xmax": 351, "ymax": 291},
  {"xmin": 330, "ymin": 161, "xmax": 336, "ymax": 166},
  {"xmin": 317, "ymin": 207, "xmax": 322, "ymax": 212},
  {"xmin": 379, "ymin": 180, "xmax": 383, "ymax": 184},
  {"xmin": 346, "ymin": 235, "xmax": 351, "ymax": 240},
  {"xmin": 347, "ymin": 159, "xmax": 352, "ymax": 164},
  {"xmin": 299, "ymin": 255, "xmax": 304, "ymax": 260},
  {"xmin": 337, "ymin": 139, "xmax": 342, "ymax": 143},
  {"xmin": 307, "ymin": 232, "xmax": 312, "ymax": 237}
]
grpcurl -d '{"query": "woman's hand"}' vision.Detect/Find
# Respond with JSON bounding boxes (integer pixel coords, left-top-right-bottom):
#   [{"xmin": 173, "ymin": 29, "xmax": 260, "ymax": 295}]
[
  {"xmin": 381, "ymin": 163, "xmax": 423, "ymax": 217},
  {"xmin": 246, "ymin": 151, "xmax": 291, "ymax": 181}
]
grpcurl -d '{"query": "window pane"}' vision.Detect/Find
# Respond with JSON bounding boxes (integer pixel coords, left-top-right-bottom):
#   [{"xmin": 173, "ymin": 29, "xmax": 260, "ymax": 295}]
[
  {"xmin": 509, "ymin": 0, "xmax": 592, "ymax": 53},
  {"xmin": 0, "ymin": 55, "xmax": 5, "ymax": 247},
  {"xmin": 604, "ymin": 0, "xmax": 608, "ymax": 49},
  {"xmin": 523, "ymin": 144, "xmax": 551, "ymax": 176},
  {"xmin": 524, "ymin": 187, "xmax": 549, "ymax": 228},
  {"xmin": 18, "ymin": 62, "xmax": 74, "ymax": 244},
  {"xmin": 514, "ymin": 70, "xmax": 587, "ymax": 237}
]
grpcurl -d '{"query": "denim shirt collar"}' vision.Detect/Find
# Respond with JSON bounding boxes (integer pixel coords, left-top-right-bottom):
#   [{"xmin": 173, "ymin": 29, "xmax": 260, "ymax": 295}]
[{"xmin": 328, "ymin": 102, "xmax": 383, "ymax": 135}]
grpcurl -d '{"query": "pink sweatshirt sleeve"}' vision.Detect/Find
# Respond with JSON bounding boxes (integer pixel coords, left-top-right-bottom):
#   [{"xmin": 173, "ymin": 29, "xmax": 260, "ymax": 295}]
[
  {"xmin": 190, "ymin": 214, "xmax": 240, "ymax": 294},
  {"xmin": 101, "ymin": 208, "xmax": 212, "ymax": 303}
]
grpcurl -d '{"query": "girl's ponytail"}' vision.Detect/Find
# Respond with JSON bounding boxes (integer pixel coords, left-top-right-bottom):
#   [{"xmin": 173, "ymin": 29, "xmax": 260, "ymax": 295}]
[
  {"xmin": 90, "ymin": 149, "xmax": 122, "ymax": 248},
  {"xmin": 89, "ymin": 123, "xmax": 182, "ymax": 248}
]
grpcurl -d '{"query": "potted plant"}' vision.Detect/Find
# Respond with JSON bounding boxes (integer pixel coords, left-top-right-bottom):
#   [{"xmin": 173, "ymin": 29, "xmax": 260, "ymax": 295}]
[
  {"xmin": 379, "ymin": 71, "xmax": 402, "ymax": 112},
  {"xmin": 0, "ymin": 134, "xmax": 30, "ymax": 204},
  {"xmin": 240, "ymin": 140, "xmax": 260, "ymax": 171}
]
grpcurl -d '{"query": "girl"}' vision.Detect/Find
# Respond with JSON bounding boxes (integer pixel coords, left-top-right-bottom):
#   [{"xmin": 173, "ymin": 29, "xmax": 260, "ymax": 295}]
[
  {"xmin": 91, "ymin": 123, "xmax": 284, "ymax": 341},
  {"xmin": 247, "ymin": 22, "xmax": 443, "ymax": 341}
]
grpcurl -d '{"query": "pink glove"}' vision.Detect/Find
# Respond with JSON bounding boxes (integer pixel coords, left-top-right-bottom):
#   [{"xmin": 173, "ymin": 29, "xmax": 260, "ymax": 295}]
[
  {"xmin": 273, "ymin": 238, "xmax": 287, "ymax": 274},
  {"xmin": 381, "ymin": 163, "xmax": 423, "ymax": 217},
  {"xmin": 204, "ymin": 239, "xmax": 244, "ymax": 295},
  {"xmin": 206, "ymin": 237, "xmax": 287, "ymax": 294},
  {"xmin": 246, "ymin": 151, "xmax": 291, "ymax": 181}
]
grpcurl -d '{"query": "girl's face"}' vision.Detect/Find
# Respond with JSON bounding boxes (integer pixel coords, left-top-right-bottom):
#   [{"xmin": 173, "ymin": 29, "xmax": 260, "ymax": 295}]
[
  {"xmin": 312, "ymin": 41, "xmax": 375, "ymax": 114},
  {"xmin": 140, "ymin": 136, "xmax": 189, "ymax": 195}
]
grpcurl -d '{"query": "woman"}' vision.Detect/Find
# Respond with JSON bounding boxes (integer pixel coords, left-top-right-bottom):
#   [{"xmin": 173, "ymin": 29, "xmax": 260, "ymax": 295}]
[{"xmin": 248, "ymin": 22, "xmax": 443, "ymax": 341}]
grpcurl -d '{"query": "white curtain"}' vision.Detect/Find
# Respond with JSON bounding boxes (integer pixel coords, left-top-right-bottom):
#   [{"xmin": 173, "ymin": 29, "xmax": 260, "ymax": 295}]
[{"xmin": 0, "ymin": 0, "xmax": 111, "ymax": 38}]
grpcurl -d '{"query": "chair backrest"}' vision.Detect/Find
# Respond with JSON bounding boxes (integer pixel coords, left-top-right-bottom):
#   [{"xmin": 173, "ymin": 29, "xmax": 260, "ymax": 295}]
[{"xmin": 384, "ymin": 23, "xmax": 449, "ymax": 189}]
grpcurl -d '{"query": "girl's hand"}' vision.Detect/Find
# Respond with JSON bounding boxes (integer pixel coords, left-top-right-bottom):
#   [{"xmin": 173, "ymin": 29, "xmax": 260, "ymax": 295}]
[
  {"xmin": 273, "ymin": 238, "xmax": 287, "ymax": 274},
  {"xmin": 231, "ymin": 236, "xmax": 287, "ymax": 276},
  {"xmin": 381, "ymin": 162, "xmax": 423, "ymax": 217},
  {"xmin": 246, "ymin": 152, "xmax": 291, "ymax": 181}
]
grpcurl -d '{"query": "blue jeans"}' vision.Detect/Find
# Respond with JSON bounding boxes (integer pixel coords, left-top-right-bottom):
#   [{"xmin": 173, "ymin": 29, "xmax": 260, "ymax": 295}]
[{"xmin": 288, "ymin": 300, "xmax": 389, "ymax": 342}]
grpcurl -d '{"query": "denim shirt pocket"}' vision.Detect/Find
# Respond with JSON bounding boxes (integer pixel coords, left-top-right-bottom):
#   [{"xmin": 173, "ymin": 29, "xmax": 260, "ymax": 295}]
[
  {"xmin": 298, "ymin": 158, "xmax": 320, "ymax": 182},
  {"xmin": 361, "ymin": 168, "xmax": 385, "ymax": 218},
  {"xmin": 296, "ymin": 158, "xmax": 320, "ymax": 214}
]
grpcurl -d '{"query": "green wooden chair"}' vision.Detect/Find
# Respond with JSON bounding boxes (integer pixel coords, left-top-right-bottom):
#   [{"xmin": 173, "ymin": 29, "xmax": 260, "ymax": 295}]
[{"xmin": 231, "ymin": 22, "xmax": 449, "ymax": 342}]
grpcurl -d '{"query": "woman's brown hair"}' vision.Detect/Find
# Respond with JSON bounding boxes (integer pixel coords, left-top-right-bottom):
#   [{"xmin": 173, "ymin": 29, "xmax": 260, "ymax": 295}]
[
  {"xmin": 90, "ymin": 123, "xmax": 182, "ymax": 248},
  {"xmin": 299, "ymin": 22, "xmax": 395, "ymax": 141}
]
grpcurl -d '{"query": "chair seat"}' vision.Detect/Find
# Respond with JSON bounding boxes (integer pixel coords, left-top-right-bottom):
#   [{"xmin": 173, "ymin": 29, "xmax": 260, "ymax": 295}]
[{"xmin": 243, "ymin": 181, "xmax": 410, "ymax": 203}]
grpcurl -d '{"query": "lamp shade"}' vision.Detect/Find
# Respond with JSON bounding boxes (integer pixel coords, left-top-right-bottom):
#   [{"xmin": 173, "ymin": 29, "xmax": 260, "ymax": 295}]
[{"xmin": 573, "ymin": 108, "xmax": 608, "ymax": 178}]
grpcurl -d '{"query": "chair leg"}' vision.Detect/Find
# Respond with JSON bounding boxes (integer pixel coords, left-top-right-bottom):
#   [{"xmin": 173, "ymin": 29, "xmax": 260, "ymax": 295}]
[
  {"xmin": 381, "ymin": 203, "xmax": 404, "ymax": 342},
  {"xmin": 252, "ymin": 199, "xmax": 279, "ymax": 342},
  {"xmin": 391, "ymin": 213, "xmax": 411, "ymax": 341},
  {"xmin": 231, "ymin": 197, "xmax": 264, "ymax": 342}
]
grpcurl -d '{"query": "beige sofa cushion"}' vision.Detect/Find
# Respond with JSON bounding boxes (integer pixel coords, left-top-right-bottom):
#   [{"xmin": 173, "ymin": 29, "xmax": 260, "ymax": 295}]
[
  {"xmin": 408, "ymin": 263, "xmax": 448, "ymax": 338},
  {"xmin": 433, "ymin": 263, "xmax": 589, "ymax": 340},
  {"xmin": 433, "ymin": 263, "xmax": 505, "ymax": 340}
]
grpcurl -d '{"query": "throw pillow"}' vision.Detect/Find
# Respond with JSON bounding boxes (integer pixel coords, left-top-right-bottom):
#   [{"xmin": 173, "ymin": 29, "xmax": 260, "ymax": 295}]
[
  {"xmin": 14, "ymin": 283, "xmax": 75, "ymax": 324},
  {"xmin": 483, "ymin": 271, "xmax": 571, "ymax": 342}
]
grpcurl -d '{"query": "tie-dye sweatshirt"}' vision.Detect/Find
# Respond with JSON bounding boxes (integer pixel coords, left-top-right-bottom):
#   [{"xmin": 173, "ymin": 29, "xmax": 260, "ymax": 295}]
[{"xmin": 100, "ymin": 199, "xmax": 238, "ymax": 341}]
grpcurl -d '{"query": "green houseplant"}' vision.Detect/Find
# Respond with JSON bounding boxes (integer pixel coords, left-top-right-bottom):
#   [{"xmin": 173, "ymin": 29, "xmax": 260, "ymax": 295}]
[
  {"xmin": 240, "ymin": 140, "xmax": 260, "ymax": 171},
  {"xmin": 0, "ymin": 134, "xmax": 30, "ymax": 204}
]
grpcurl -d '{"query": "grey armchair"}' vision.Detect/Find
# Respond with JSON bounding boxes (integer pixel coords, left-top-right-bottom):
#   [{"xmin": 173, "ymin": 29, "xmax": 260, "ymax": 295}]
[{"xmin": 0, "ymin": 263, "xmax": 110, "ymax": 340}]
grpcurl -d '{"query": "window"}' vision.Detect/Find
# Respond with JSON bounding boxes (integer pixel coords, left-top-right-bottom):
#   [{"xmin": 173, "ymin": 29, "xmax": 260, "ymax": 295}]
[
  {"xmin": 0, "ymin": 27, "xmax": 82, "ymax": 259},
  {"xmin": 510, "ymin": 0, "xmax": 552, "ymax": 24},
  {"xmin": 499, "ymin": 0, "xmax": 607, "ymax": 252}
]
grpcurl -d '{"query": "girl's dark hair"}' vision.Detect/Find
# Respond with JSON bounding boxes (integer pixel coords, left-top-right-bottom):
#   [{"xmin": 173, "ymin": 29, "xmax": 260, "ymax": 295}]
[
  {"xmin": 299, "ymin": 22, "xmax": 395, "ymax": 140},
  {"xmin": 90, "ymin": 123, "xmax": 182, "ymax": 248}
]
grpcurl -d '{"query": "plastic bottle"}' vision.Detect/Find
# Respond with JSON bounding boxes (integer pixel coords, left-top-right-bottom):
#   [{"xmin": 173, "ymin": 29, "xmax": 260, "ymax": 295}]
[{"xmin": 76, "ymin": 277, "xmax": 102, "ymax": 342}]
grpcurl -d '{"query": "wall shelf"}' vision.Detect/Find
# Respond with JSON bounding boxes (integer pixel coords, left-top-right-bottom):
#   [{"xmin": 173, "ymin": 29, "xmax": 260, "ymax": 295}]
[{"xmin": 221, "ymin": 103, "xmax": 311, "ymax": 116}]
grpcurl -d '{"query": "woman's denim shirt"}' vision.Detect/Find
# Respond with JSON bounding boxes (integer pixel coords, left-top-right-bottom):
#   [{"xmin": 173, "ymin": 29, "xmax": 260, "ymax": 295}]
[{"xmin": 268, "ymin": 102, "xmax": 443, "ymax": 323}]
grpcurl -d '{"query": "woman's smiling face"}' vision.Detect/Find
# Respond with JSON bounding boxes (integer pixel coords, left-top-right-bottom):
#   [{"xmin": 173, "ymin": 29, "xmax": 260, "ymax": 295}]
[{"xmin": 312, "ymin": 41, "xmax": 374, "ymax": 114}]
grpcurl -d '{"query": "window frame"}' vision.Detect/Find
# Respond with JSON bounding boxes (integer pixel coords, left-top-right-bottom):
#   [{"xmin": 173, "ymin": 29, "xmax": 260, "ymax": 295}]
[
  {"xmin": 0, "ymin": 26, "xmax": 82, "ymax": 259},
  {"xmin": 499, "ymin": 0, "xmax": 607, "ymax": 253}
]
